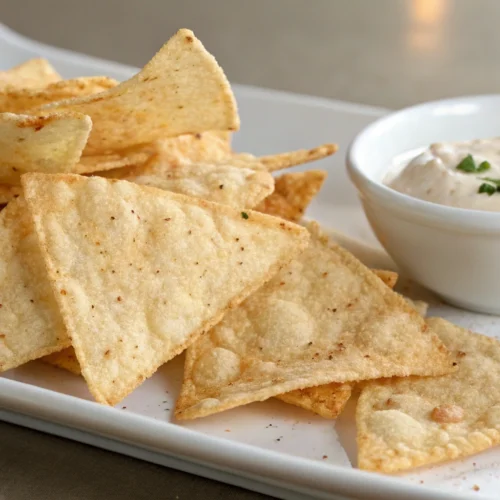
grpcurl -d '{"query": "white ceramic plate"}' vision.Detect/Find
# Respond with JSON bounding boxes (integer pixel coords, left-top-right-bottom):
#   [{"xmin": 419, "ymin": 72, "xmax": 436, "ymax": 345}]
[{"xmin": 0, "ymin": 22, "xmax": 498, "ymax": 500}]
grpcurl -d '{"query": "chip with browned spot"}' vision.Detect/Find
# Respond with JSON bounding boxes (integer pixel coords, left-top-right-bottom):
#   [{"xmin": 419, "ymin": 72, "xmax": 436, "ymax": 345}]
[
  {"xmin": 357, "ymin": 318, "xmax": 500, "ymax": 473},
  {"xmin": 0, "ymin": 76, "xmax": 118, "ymax": 113},
  {"xmin": 0, "ymin": 112, "xmax": 92, "ymax": 184},
  {"xmin": 256, "ymin": 170, "xmax": 326, "ymax": 221}
]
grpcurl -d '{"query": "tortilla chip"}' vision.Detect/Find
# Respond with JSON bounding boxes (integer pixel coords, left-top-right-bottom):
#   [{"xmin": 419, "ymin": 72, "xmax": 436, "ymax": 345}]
[
  {"xmin": 175, "ymin": 222, "xmax": 452, "ymax": 420},
  {"xmin": 41, "ymin": 270, "xmax": 402, "ymax": 387},
  {"xmin": 0, "ymin": 184, "xmax": 21, "ymax": 204},
  {"xmin": 407, "ymin": 299, "xmax": 429, "ymax": 317},
  {"xmin": 22, "ymin": 173, "xmax": 308, "ymax": 405},
  {"xmin": 42, "ymin": 347, "xmax": 80, "ymax": 375},
  {"xmin": 36, "ymin": 30, "xmax": 239, "ymax": 155},
  {"xmin": 0, "ymin": 112, "xmax": 92, "ymax": 184},
  {"xmin": 0, "ymin": 77, "xmax": 118, "ymax": 113},
  {"xmin": 277, "ymin": 383, "xmax": 352, "ymax": 419},
  {"xmin": 227, "ymin": 143, "xmax": 336, "ymax": 174},
  {"xmin": 357, "ymin": 318, "xmax": 500, "ymax": 473},
  {"xmin": 93, "ymin": 132, "xmax": 232, "ymax": 179},
  {"xmin": 373, "ymin": 269, "xmax": 398, "ymax": 289},
  {"xmin": 276, "ymin": 267, "xmax": 400, "ymax": 418},
  {"xmin": 0, "ymin": 59, "xmax": 61, "ymax": 90},
  {"xmin": 276, "ymin": 267, "xmax": 399, "ymax": 419},
  {"xmin": 78, "ymin": 148, "xmax": 154, "ymax": 175},
  {"xmin": 0, "ymin": 197, "xmax": 69, "ymax": 372},
  {"xmin": 123, "ymin": 160, "xmax": 274, "ymax": 209},
  {"xmin": 258, "ymin": 144, "xmax": 337, "ymax": 172},
  {"xmin": 154, "ymin": 131, "xmax": 232, "ymax": 166},
  {"xmin": 256, "ymin": 170, "xmax": 327, "ymax": 222}
]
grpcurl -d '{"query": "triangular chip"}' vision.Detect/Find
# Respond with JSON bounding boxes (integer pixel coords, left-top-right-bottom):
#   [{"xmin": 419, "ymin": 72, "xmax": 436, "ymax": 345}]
[
  {"xmin": 224, "ymin": 143, "xmax": 336, "ymax": 173},
  {"xmin": 357, "ymin": 318, "xmax": 500, "ymax": 473},
  {"xmin": 115, "ymin": 156, "xmax": 274, "ymax": 209},
  {"xmin": 0, "ymin": 76, "xmax": 118, "ymax": 113},
  {"xmin": 407, "ymin": 299, "xmax": 429, "ymax": 317},
  {"xmin": 258, "ymin": 144, "xmax": 338, "ymax": 172},
  {"xmin": 373, "ymin": 269, "xmax": 398, "ymax": 289},
  {"xmin": 22, "ymin": 173, "xmax": 309, "ymax": 405},
  {"xmin": 276, "ymin": 267, "xmax": 398, "ymax": 419},
  {"xmin": 0, "ymin": 197, "xmax": 69, "ymax": 371},
  {"xmin": 93, "ymin": 132, "xmax": 232, "ymax": 179},
  {"xmin": 42, "ymin": 347, "xmax": 80, "ymax": 375},
  {"xmin": 277, "ymin": 267, "xmax": 399, "ymax": 418},
  {"xmin": 175, "ymin": 223, "xmax": 452, "ymax": 420},
  {"xmin": 0, "ymin": 112, "xmax": 92, "ymax": 184},
  {"xmin": 0, "ymin": 59, "xmax": 61, "ymax": 90},
  {"xmin": 78, "ymin": 147, "xmax": 154, "ymax": 175},
  {"xmin": 256, "ymin": 170, "xmax": 326, "ymax": 221},
  {"xmin": 277, "ymin": 383, "xmax": 352, "ymax": 419},
  {"xmin": 36, "ymin": 29, "xmax": 239, "ymax": 155},
  {"xmin": 153, "ymin": 131, "xmax": 231, "ymax": 166},
  {"xmin": 41, "ymin": 256, "xmax": 401, "ymax": 414}
]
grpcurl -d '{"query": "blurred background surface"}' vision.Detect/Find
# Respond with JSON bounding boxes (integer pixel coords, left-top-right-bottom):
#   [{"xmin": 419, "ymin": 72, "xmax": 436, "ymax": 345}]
[{"xmin": 3, "ymin": 0, "xmax": 500, "ymax": 109}]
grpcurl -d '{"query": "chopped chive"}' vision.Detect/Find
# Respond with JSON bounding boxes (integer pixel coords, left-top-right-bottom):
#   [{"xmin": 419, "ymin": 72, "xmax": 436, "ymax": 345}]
[
  {"xmin": 477, "ymin": 161, "xmax": 491, "ymax": 172},
  {"xmin": 481, "ymin": 177, "xmax": 500, "ymax": 186},
  {"xmin": 478, "ymin": 183, "xmax": 497, "ymax": 196},
  {"xmin": 241, "ymin": 212, "xmax": 249, "ymax": 219},
  {"xmin": 456, "ymin": 155, "xmax": 477, "ymax": 172}
]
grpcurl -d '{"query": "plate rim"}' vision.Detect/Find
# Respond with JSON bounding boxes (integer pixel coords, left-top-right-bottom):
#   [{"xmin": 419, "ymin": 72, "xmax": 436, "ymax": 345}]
[{"xmin": 0, "ymin": 377, "xmax": 473, "ymax": 500}]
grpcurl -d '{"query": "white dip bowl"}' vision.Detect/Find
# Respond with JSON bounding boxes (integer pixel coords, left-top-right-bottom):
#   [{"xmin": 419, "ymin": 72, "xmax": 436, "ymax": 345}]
[{"xmin": 346, "ymin": 95, "xmax": 500, "ymax": 315}]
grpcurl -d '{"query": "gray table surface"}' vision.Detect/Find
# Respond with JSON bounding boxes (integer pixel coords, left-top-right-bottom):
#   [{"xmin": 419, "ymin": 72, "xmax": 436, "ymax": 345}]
[{"xmin": 1, "ymin": 0, "xmax": 499, "ymax": 498}]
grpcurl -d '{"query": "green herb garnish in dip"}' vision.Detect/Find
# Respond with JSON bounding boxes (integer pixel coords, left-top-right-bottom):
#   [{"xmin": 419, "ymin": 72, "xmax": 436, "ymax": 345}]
[
  {"xmin": 478, "ymin": 183, "xmax": 497, "ymax": 196},
  {"xmin": 456, "ymin": 155, "xmax": 491, "ymax": 173}
]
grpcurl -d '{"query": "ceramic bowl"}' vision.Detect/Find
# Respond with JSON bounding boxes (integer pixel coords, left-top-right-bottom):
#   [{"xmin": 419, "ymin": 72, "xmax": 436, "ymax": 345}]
[{"xmin": 346, "ymin": 95, "xmax": 500, "ymax": 314}]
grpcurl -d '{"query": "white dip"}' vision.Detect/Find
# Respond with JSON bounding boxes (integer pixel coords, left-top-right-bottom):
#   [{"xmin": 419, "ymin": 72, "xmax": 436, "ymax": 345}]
[{"xmin": 385, "ymin": 138, "xmax": 500, "ymax": 211}]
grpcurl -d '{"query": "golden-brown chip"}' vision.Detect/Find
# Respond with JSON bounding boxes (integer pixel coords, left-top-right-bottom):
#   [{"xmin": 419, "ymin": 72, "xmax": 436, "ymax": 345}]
[
  {"xmin": 175, "ymin": 222, "xmax": 452, "ymax": 420},
  {"xmin": 228, "ymin": 144, "xmax": 336, "ymax": 173},
  {"xmin": 258, "ymin": 144, "xmax": 337, "ymax": 172},
  {"xmin": 407, "ymin": 299, "xmax": 429, "ymax": 317},
  {"xmin": 78, "ymin": 148, "xmax": 154, "ymax": 175},
  {"xmin": 23, "ymin": 173, "xmax": 309, "ymax": 405},
  {"xmin": 0, "ymin": 197, "xmax": 69, "ymax": 372},
  {"xmin": 36, "ymin": 30, "xmax": 239, "ymax": 155},
  {"xmin": 357, "ymin": 318, "xmax": 500, "ymax": 473},
  {"xmin": 276, "ymin": 267, "xmax": 398, "ymax": 418},
  {"xmin": 42, "ymin": 347, "xmax": 80, "ymax": 375},
  {"xmin": 276, "ymin": 383, "xmax": 352, "ymax": 419},
  {"xmin": 0, "ymin": 77, "xmax": 118, "ymax": 113},
  {"xmin": 0, "ymin": 184, "xmax": 21, "ymax": 204},
  {"xmin": 256, "ymin": 170, "xmax": 327, "ymax": 221},
  {"xmin": 0, "ymin": 59, "xmax": 61, "ymax": 90},
  {"xmin": 373, "ymin": 269, "xmax": 398, "ymax": 289},
  {"xmin": 123, "ymin": 160, "xmax": 274, "ymax": 209},
  {"xmin": 154, "ymin": 131, "xmax": 232, "ymax": 166},
  {"xmin": 93, "ymin": 132, "xmax": 232, "ymax": 179},
  {"xmin": 276, "ymin": 268, "xmax": 399, "ymax": 418},
  {"xmin": 0, "ymin": 112, "xmax": 92, "ymax": 184}
]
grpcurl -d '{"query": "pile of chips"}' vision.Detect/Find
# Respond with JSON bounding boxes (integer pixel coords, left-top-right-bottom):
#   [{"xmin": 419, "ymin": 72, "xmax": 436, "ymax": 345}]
[{"xmin": 1, "ymin": 29, "xmax": 500, "ymax": 475}]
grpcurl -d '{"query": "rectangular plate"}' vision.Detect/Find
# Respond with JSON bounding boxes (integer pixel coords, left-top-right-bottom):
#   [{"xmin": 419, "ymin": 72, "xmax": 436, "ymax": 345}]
[{"xmin": 0, "ymin": 22, "xmax": 498, "ymax": 500}]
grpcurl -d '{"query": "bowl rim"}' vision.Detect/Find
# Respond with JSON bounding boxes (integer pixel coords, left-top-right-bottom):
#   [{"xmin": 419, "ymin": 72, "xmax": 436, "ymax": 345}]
[{"xmin": 346, "ymin": 93, "xmax": 500, "ymax": 232}]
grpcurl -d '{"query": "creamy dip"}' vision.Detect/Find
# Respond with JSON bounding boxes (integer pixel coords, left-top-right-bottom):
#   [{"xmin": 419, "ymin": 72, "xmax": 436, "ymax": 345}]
[{"xmin": 385, "ymin": 138, "xmax": 500, "ymax": 211}]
